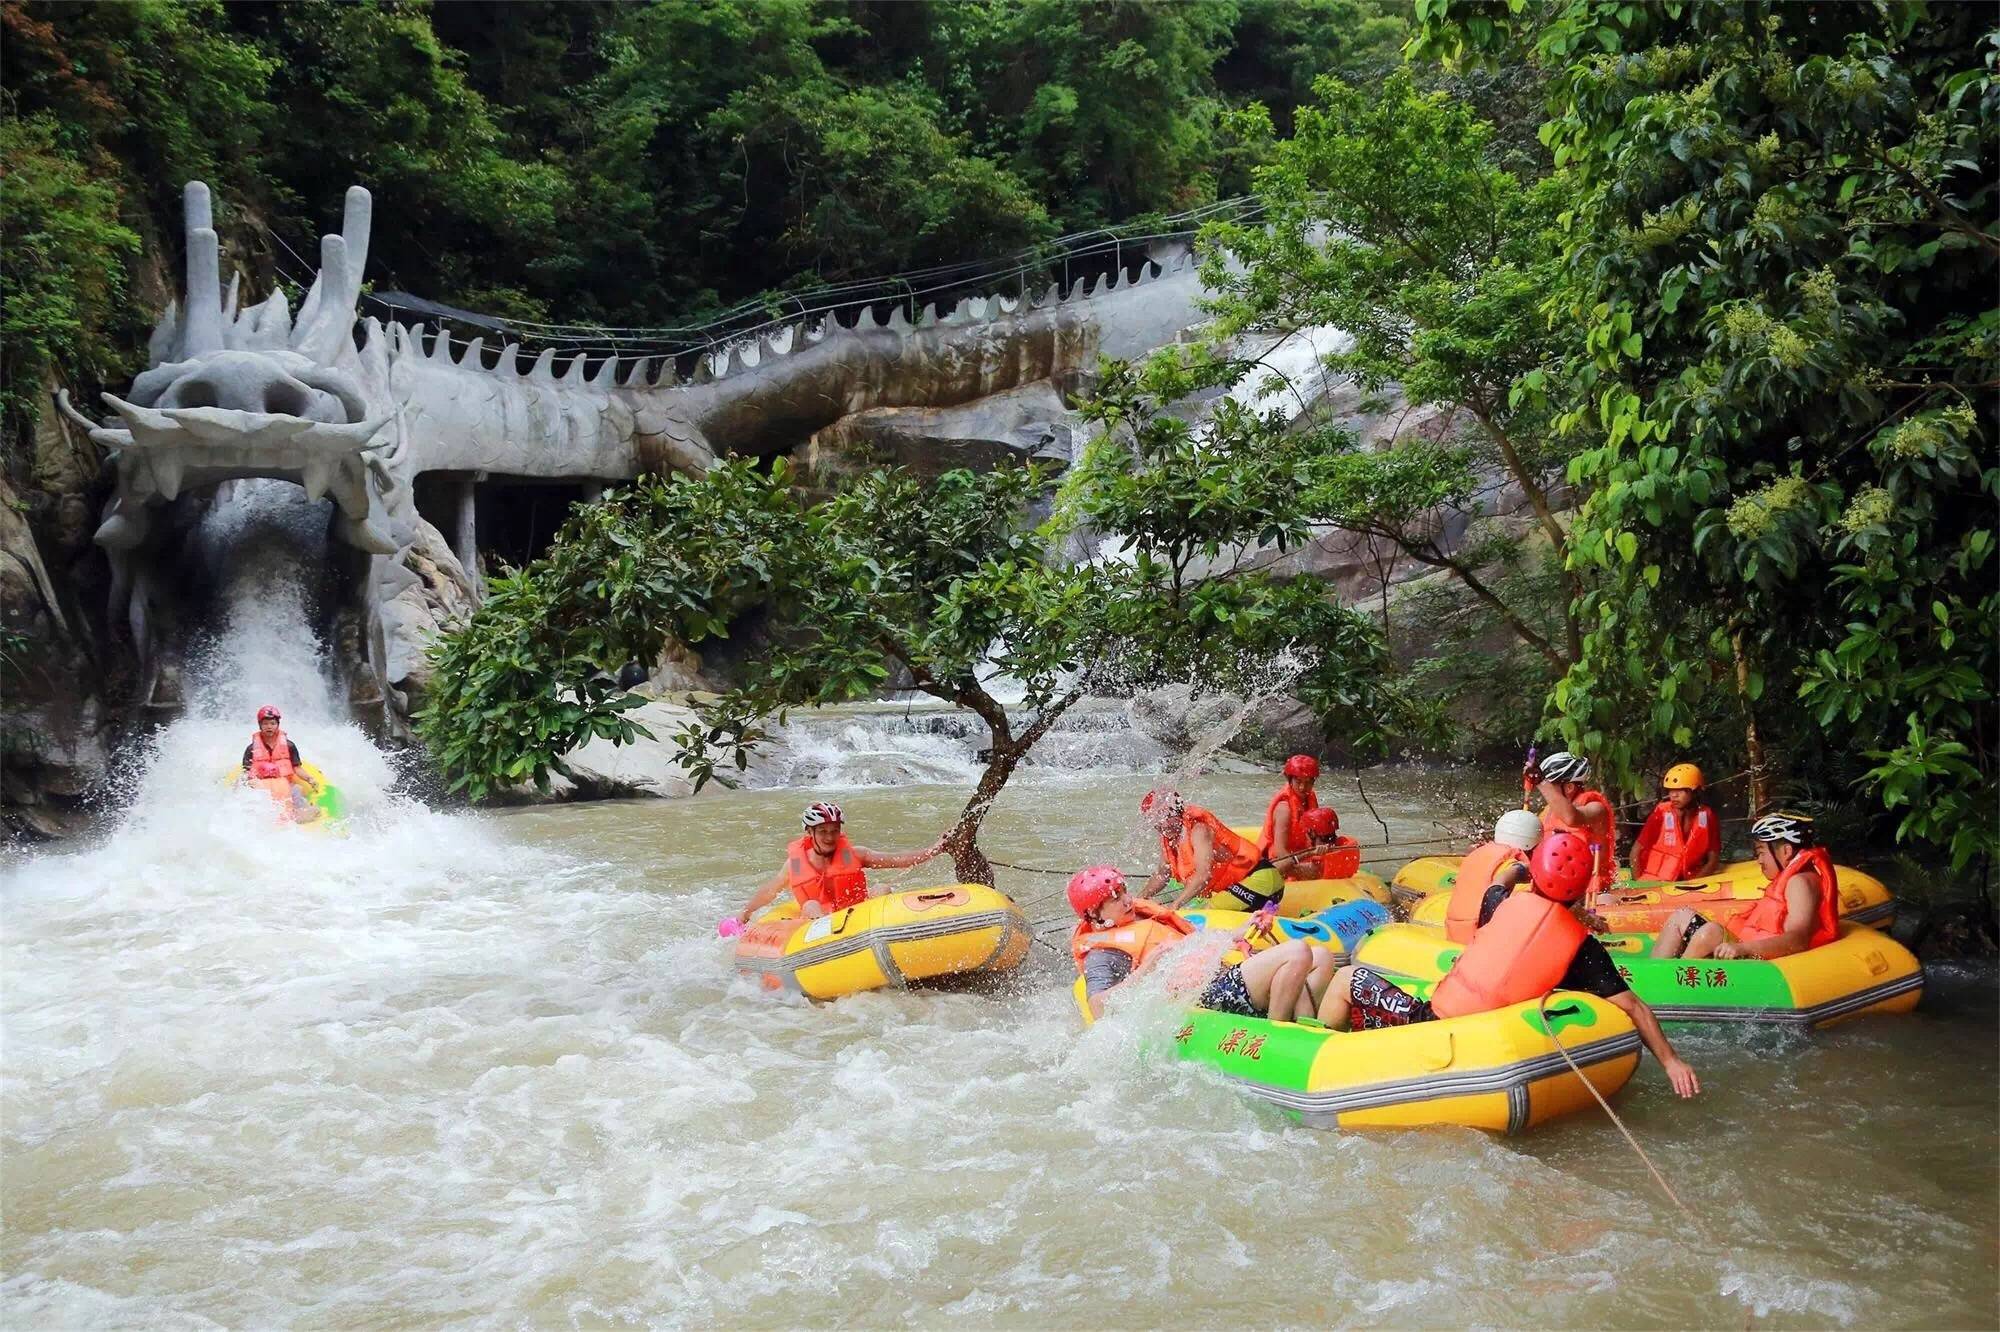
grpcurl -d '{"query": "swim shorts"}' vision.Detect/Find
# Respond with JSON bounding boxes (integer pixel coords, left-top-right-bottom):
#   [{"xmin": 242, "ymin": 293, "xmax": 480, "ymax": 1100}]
[
  {"xmin": 1348, "ymin": 966, "xmax": 1434, "ymax": 1031},
  {"xmin": 1678, "ymin": 912, "xmax": 1712, "ymax": 953},
  {"xmin": 1197, "ymin": 962, "xmax": 1261, "ymax": 1017},
  {"xmin": 1223, "ymin": 863, "xmax": 1285, "ymax": 912}
]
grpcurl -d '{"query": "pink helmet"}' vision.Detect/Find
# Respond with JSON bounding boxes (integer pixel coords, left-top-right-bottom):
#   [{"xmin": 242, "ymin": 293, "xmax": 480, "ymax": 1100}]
[
  {"xmin": 1067, "ymin": 865, "xmax": 1125, "ymax": 917},
  {"xmin": 1301, "ymin": 806, "xmax": 1339, "ymax": 840},
  {"xmin": 256, "ymin": 705, "xmax": 282, "ymax": 722},
  {"xmin": 1283, "ymin": 754, "xmax": 1320, "ymax": 780},
  {"xmin": 801, "ymin": 801, "xmax": 844, "ymax": 828},
  {"xmin": 1530, "ymin": 832, "xmax": 1593, "ymax": 904}
]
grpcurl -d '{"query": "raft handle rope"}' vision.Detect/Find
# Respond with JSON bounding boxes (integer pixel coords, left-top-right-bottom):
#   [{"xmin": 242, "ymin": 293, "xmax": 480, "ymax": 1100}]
[{"xmin": 1536, "ymin": 992, "xmax": 1712, "ymax": 1241}]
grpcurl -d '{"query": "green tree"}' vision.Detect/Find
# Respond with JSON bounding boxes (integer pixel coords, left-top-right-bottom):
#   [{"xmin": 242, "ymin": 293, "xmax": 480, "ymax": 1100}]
[
  {"xmin": 1419, "ymin": 1, "xmax": 1998, "ymax": 867},
  {"xmin": 1200, "ymin": 68, "xmax": 1586, "ymax": 669}
]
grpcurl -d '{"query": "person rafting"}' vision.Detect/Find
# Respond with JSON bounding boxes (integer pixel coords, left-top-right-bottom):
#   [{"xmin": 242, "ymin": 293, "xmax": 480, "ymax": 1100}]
[
  {"xmin": 1261, "ymin": 755, "xmax": 1325, "ymax": 879},
  {"xmin": 1138, "ymin": 789, "xmax": 1284, "ymax": 913},
  {"xmin": 1317, "ymin": 833, "xmax": 1700, "ymax": 1098},
  {"xmin": 1069, "ymin": 866, "xmax": 1332, "ymax": 1022},
  {"xmin": 240, "ymin": 705, "xmax": 322, "ymax": 821},
  {"xmin": 1651, "ymin": 810, "xmax": 1840, "ymax": 962},
  {"xmin": 1530, "ymin": 750, "xmax": 1615, "ymax": 895},
  {"xmin": 733, "ymin": 801, "xmax": 944, "ymax": 925},
  {"xmin": 1441, "ymin": 808, "xmax": 1545, "ymax": 944},
  {"xmin": 1267, "ymin": 806, "xmax": 1349, "ymax": 879},
  {"xmin": 1629, "ymin": 762, "xmax": 1722, "ymax": 881}
]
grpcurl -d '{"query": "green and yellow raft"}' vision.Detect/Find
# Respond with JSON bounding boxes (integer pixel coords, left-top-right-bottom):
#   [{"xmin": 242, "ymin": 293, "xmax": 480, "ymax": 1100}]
[
  {"xmin": 1355, "ymin": 921, "xmax": 1923, "ymax": 1029},
  {"xmin": 1391, "ymin": 852, "xmax": 1896, "ymax": 929},
  {"xmin": 1076, "ymin": 971, "xmax": 1640, "ymax": 1134}
]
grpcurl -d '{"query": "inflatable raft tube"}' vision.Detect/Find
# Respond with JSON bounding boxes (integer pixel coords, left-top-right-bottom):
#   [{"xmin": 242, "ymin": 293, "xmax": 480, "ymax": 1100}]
[
  {"xmin": 1074, "ymin": 975, "xmax": 1639, "ymax": 1133},
  {"xmin": 1354, "ymin": 921, "xmax": 1923, "ymax": 1029},
  {"xmin": 1181, "ymin": 897, "xmax": 1391, "ymax": 966},
  {"xmin": 734, "ymin": 884, "xmax": 1030, "ymax": 1001},
  {"xmin": 1393, "ymin": 854, "xmax": 1896, "ymax": 929}
]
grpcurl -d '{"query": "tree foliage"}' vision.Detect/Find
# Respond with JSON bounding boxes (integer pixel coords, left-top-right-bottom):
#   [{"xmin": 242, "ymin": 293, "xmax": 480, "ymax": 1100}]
[{"xmin": 1419, "ymin": 0, "xmax": 1997, "ymax": 868}]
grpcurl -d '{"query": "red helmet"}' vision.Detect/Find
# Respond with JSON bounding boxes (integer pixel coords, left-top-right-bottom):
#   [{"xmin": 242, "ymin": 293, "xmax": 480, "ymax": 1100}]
[
  {"xmin": 1139, "ymin": 789, "xmax": 1183, "ymax": 826},
  {"xmin": 1067, "ymin": 865, "xmax": 1126, "ymax": 917},
  {"xmin": 1530, "ymin": 832, "xmax": 1593, "ymax": 904},
  {"xmin": 256, "ymin": 705, "xmax": 282, "ymax": 722},
  {"xmin": 1301, "ymin": 806, "xmax": 1339, "ymax": 841},
  {"xmin": 1283, "ymin": 755, "xmax": 1320, "ymax": 780}
]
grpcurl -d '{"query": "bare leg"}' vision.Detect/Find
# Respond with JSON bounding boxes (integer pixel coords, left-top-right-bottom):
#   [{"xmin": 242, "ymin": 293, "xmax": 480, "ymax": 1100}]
[
  {"xmin": 1318, "ymin": 964, "xmax": 1360, "ymax": 1029},
  {"xmin": 1298, "ymin": 948, "xmax": 1338, "ymax": 1021},
  {"xmin": 1242, "ymin": 940, "xmax": 1311, "ymax": 1019},
  {"xmin": 1653, "ymin": 909, "xmax": 1697, "ymax": 958},
  {"xmin": 1680, "ymin": 921, "xmax": 1729, "ymax": 960}
]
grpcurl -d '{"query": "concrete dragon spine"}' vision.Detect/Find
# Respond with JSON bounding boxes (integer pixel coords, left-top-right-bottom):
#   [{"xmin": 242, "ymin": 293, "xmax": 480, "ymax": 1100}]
[{"xmin": 58, "ymin": 182, "xmax": 1211, "ymax": 721}]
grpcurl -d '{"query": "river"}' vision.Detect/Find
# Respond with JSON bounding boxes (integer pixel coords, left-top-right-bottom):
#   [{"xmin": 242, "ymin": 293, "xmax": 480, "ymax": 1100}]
[{"xmin": 3, "ymin": 527, "xmax": 1995, "ymax": 1328}]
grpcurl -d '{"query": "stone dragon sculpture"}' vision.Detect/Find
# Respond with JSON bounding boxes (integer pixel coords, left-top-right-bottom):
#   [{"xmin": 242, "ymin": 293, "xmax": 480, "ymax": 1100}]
[{"xmin": 58, "ymin": 182, "xmax": 1212, "ymax": 727}]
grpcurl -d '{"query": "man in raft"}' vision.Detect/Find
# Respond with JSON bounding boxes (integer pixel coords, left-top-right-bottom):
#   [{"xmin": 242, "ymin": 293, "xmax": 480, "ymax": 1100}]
[
  {"xmin": 1137, "ymin": 789, "xmax": 1285, "ymax": 914},
  {"xmin": 1262, "ymin": 755, "xmax": 1329, "ymax": 879},
  {"xmin": 1069, "ymin": 865, "xmax": 1332, "ymax": 1022},
  {"xmin": 240, "ymin": 705, "xmax": 323, "ymax": 822},
  {"xmin": 1530, "ymin": 750, "xmax": 1616, "ymax": 895},
  {"xmin": 1439, "ymin": 809, "xmax": 1545, "ymax": 944},
  {"xmin": 1629, "ymin": 762, "xmax": 1722, "ymax": 881},
  {"xmin": 732, "ymin": 801, "xmax": 944, "ymax": 925},
  {"xmin": 1651, "ymin": 811, "xmax": 1840, "ymax": 961},
  {"xmin": 1316, "ymin": 833, "xmax": 1701, "ymax": 1098},
  {"xmin": 1267, "ymin": 806, "xmax": 1349, "ymax": 880}
]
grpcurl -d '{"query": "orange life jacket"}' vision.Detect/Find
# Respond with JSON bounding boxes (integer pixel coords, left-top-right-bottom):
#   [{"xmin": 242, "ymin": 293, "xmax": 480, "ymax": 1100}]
[
  {"xmin": 1445, "ymin": 840, "xmax": 1531, "ymax": 944},
  {"xmin": 1542, "ymin": 789, "xmax": 1615, "ymax": 891},
  {"xmin": 1633, "ymin": 801, "xmax": 1719, "ymax": 881},
  {"xmin": 247, "ymin": 730, "xmax": 296, "ymax": 781},
  {"xmin": 1070, "ymin": 899, "xmax": 1197, "ymax": 975},
  {"xmin": 1729, "ymin": 846, "xmax": 1839, "ymax": 949},
  {"xmin": 1164, "ymin": 805, "xmax": 1261, "ymax": 898},
  {"xmin": 1309, "ymin": 834, "xmax": 1361, "ymax": 880},
  {"xmin": 1260, "ymin": 784, "xmax": 1318, "ymax": 859},
  {"xmin": 785, "ymin": 833, "xmax": 869, "ymax": 913},
  {"xmin": 1431, "ymin": 891, "xmax": 1589, "ymax": 1019}
]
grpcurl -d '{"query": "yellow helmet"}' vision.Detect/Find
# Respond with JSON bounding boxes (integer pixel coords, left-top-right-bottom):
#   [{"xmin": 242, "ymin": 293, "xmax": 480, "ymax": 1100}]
[{"xmin": 1662, "ymin": 762, "xmax": 1704, "ymax": 790}]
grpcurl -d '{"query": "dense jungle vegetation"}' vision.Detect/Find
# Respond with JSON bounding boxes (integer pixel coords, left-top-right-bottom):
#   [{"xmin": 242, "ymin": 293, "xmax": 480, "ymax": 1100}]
[{"xmin": 4, "ymin": 2, "xmax": 1994, "ymax": 922}]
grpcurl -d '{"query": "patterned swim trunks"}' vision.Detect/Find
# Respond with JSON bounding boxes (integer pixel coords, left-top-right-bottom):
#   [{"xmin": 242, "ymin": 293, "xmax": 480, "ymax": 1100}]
[
  {"xmin": 1348, "ymin": 966, "xmax": 1435, "ymax": 1031},
  {"xmin": 1197, "ymin": 962, "xmax": 1261, "ymax": 1017}
]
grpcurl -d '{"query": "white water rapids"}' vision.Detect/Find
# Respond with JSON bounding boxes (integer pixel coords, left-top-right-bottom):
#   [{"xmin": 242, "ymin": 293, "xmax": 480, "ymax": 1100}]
[{"xmin": 4, "ymin": 493, "xmax": 1996, "ymax": 1327}]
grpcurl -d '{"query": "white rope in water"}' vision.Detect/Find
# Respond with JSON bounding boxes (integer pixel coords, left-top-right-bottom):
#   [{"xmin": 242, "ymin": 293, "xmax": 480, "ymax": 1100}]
[{"xmin": 1537, "ymin": 992, "xmax": 1711, "ymax": 1240}]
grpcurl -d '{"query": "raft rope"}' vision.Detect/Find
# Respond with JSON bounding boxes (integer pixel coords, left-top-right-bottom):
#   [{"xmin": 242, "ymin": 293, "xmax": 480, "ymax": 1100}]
[{"xmin": 1536, "ymin": 992, "xmax": 1712, "ymax": 1240}]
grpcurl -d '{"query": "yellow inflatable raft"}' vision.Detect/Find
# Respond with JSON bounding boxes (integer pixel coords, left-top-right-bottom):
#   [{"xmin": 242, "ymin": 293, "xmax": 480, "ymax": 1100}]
[
  {"xmin": 1075, "ymin": 974, "xmax": 1640, "ymax": 1133},
  {"xmin": 1355, "ymin": 921, "xmax": 1922, "ymax": 1029},
  {"xmin": 734, "ymin": 885, "xmax": 1030, "ymax": 1000},
  {"xmin": 223, "ymin": 760, "xmax": 345, "ymax": 832},
  {"xmin": 1393, "ymin": 853, "xmax": 1896, "ymax": 929},
  {"xmin": 1219, "ymin": 824, "xmax": 1391, "ymax": 914}
]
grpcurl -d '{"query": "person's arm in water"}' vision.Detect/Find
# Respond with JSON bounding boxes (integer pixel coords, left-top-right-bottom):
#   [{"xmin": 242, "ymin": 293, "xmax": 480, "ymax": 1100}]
[
  {"xmin": 855, "ymin": 842, "xmax": 942, "ymax": 871},
  {"xmin": 735, "ymin": 867, "xmax": 790, "ymax": 926},
  {"xmin": 1606, "ymin": 989, "xmax": 1701, "ymax": 1097},
  {"xmin": 1540, "ymin": 779, "xmax": 1611, "ymax": 837},
  {"xmin": 1166, "ymin": 823, "xmax": 1218, "ymax": 911},
  {"xmin": 1713, "ymin": 875, "xmax": 1820, "ymax": 960},
  {"xmin": 1138, "ymin": 849, "xmax": 1171, "ymax": 901}
]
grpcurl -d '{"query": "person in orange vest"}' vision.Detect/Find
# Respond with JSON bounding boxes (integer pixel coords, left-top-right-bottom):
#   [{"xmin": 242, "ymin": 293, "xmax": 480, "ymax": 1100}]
[
  {"xmin": 1139, "ymin": 789, "xmax": 1282, "ymax": 913},
  {"xmin": 1440, "ymin": 808, "xmax": 1545, "ymax": 944},
  {"xmin": 239, "ymin": 704, "xmax": 323, "ymax": 820},
  {"xmin": 1531, "ymin": 750, "xmax": 1616, "ymax": 894},
  {"xmin": 1629, "ymin": 763, "xmax": 1722, "ymax": 881},
  {"xmin": 1267, "ymin": 806, "xmax": 1359, "ymax": 880},
  {"xmin": 1262, "ymin": 755, "xmax": 1326, "ymax": 879},
  {"xmin": 1069, "ymin": 865, "xmax": 1331, "ymax": 1022},
  {"xmin": 1316, "ymin": 833, "xmax": 1699, "ymax": 1098},
  {"xmin": 1651, "ymin": 811, "xmax": 1841, "ymax": 961},
  {"xmin": 733, "ymin": 801, "xmax": 944, "ymax": 925}
]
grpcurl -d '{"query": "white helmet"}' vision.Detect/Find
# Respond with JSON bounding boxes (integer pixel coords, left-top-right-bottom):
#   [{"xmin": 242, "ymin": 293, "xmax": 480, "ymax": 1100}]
[
  {"xmin": 1538, "ymin": 750, "xmax": 1591, "ymax": 784},
  {"xmin": 1750, "ymin": 810, "xmax": 1814, "ymax": 845},
  {"xmin": 1494, "ymin": 809, "xmax": 1543, "ymax": 851},
  {"xmin": 801, "ymin": 801, "xmax": 844, "ymax": 828}
]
